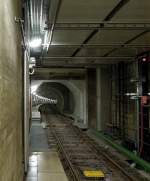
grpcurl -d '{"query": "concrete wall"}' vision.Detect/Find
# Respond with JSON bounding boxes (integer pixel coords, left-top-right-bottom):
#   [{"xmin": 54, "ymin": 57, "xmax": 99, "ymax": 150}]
[
  {"xmin": 66, "ymin": 79, "xmax": 88, "ymax": 128},
  {"xmin": 0, "ymin": 1, "xmax": 24, "ymax": 181},
  {"xmin": 97, "ymin": 66, "xmax": 111, "ymax": 131}
]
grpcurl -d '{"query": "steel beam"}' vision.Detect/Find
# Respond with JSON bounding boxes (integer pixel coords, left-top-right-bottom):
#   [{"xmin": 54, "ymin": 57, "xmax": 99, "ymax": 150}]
[
  {"xmin": 47, "ymin": 22, "xmax": 150, "ymax": 31},
  {"xmin": 37, "ymin": 56, "xmax": 134, "ymax": 67},
  {"xmin": 46, "ymin": 0, "xmax": 62, "ymax": 51},
  {"xmin": 104, "ymin": 0, "xmax": 130, "ymax": 21},
  {"xmin": 41, "ymin": 56, "xmax": 134, "ymax": 60},
  {"xmin": 47, "ymin": 44, "xmax": 150, "ymax": 48}
]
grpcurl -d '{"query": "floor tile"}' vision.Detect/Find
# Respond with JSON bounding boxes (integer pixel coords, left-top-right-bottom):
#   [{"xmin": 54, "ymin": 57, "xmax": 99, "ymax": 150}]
[
  {"xmin": 37, "ymin": 152, "xmax": 64, "ymax": 173},
  {"xmin": 26, "ymin": 177, "xmax": 37, "ymax": 181},
  {"xmin": 38, "ymin": 160, "xmax": 64, "ymax": 173},
  {"xmin": 27, "ymin": 167, "xmax": 37, "ymax": 177},
  {"xmin": 38, "ymin": 173, "xmax": 68, "ymax": 181}
]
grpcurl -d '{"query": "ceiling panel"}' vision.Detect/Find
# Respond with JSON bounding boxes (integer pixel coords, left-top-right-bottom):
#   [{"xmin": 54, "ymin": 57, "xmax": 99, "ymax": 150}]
[
  {"xmin": 129, "ymin": 32, "xmax": 150, "ymax": 44},
  {"xmin": 57, "ymin": 0, "xmax": 119, "ymax": 23},
  {"xmin": 112, "ymin": 0, "xmax": 150, "ymax": 21},
  {"xmin": 108, "ymin": 48, "xmax": 137, "ymax": 57},
  {"xmin": 47, "ymin": 47, "xmax": 75, "ymax": 56},
  {"xmin": 51, "ymin": 30, "xmax": 91, "ymax": 44},
  {"xmin": 77, "ymin": 47, "xmax": 113, "ymax": 57},
  {"xmin": 46, "ymin": 0, "xmax": 149, "ymax": 63},
  {"xmin": 89, "ymin": 30, "xmax": 143, "ymax": 44}
]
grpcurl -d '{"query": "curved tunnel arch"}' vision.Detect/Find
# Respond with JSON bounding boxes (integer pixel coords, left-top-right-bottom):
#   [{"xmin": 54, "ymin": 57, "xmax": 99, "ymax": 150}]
[
  {"xmin": 32, "ymin": 80, "xmax": 87, "ymax": 127},
  {"xmin": 36, "ymin": 82, "xmax": 75, "ymax": 114}
]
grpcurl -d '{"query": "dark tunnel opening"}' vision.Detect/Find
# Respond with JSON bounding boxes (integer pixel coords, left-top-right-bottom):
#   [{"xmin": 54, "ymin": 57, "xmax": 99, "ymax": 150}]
[{"xmin": 36, "ymin": 82, "xmax": 75, "ymax": 115}]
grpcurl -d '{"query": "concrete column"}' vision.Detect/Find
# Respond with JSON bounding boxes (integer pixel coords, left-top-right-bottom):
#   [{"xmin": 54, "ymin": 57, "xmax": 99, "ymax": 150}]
[
  {"xmin": 87, "ymin": 69, "xmax": 97, "ymax": 129},
  {"xmin": 97, "ymin": 68, "xmax": 101, "ymax": 131},
  {"xmin": 96, "ymin": 66, "xmax": 111, "ymax": 131}
]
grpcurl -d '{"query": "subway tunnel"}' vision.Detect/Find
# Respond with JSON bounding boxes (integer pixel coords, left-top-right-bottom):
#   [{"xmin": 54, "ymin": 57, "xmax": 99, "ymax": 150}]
[
  {"xmin": 36, "ymin": 82, "xmax": 75, "ymax": 114},
  {"xmin": 1, "ymin": 0, "xmax": 150, "ymax": 181}
]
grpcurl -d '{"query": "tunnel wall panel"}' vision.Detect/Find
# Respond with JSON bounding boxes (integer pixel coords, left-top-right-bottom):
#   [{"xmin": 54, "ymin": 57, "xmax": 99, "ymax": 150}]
[{"xmin": 0, "ymin": 0, "xmax": 24, "ymax": 181}]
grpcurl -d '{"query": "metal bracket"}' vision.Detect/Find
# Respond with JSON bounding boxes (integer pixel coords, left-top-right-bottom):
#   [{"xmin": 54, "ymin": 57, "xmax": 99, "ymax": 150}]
[
  {"xmin": 15, "ymin": 17, "xmax": 24, "ymax": 23},
  {"xmin": 15, "ymin": 17, "xmax": 26, "ymax": 49}
]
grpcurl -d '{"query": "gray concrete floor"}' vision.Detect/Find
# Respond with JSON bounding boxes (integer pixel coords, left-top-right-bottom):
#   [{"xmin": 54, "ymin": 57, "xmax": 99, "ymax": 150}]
[{"xmin": 30, "ymin": 119, "xmax": 49, "ymax": 152}]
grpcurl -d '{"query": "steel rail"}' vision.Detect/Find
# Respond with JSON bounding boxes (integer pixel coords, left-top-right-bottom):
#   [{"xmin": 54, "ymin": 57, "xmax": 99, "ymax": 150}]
[
  {"xmin": 47, "ymin": 116, "xmax": 146, "ymax": 181},
  {"xmin": 72, "ymin": 126, "xmax": 137, "ymax": 181},
  {"xmin": 50, "ymin": 125, "xmax": 80, "ymax": 181}
]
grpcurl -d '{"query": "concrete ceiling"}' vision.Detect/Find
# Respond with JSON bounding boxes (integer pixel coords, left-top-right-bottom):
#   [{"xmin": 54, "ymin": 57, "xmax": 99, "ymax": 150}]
[
  {"xmin": 57, "ymin": 0, "xmax": 119, "ymax": 23},
  {"xmin": 112, "ymin": 0, "xmax": 150, "ymax": 22},
  {"xmin": 30, "ymin": 0, "xmax": 150, "ymax": 77},
  {"xmin": 51, "ymin": 30, "xmax": 91, "ymax": 45}
]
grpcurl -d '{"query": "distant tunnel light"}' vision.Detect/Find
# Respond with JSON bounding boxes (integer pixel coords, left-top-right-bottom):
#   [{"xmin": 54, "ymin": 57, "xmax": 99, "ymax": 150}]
[
  {"xmin": 142, "ymin": 57, "xmax": 147, "ymax": 62},
  {"xmin": 31, "ymin": 85, "xmax": 38, "ymax": 93},
  {"xmin": 30, "ymin": 57, "xmax": 36, "ymax": 63},
  {"xmin": 29, "ymin": 38, "xmax": 42, "ymax": 48},
  {"xmin": 125, "ymin": 93, "xmax": 137, "ymax": 96}
]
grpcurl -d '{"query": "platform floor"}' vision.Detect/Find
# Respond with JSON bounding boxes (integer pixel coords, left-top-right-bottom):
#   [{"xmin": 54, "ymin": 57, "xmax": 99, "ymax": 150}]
[
  {"xmin": 30, "ymin": 119, "xmax": 50, "ymax": 152},
  {"xmin": 26, "ymin": 152, "xmax": 68, "ymax": 181},
  {"xmin": 26, "ymin": 119, "xmax": 68, "ymax": 181}
]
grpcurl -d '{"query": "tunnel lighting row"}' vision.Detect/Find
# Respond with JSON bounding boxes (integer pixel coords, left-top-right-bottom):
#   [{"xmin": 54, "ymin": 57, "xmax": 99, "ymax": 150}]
[{"xmin": 32, "ymin": 93, "xmax": 57, "ymax": 106}]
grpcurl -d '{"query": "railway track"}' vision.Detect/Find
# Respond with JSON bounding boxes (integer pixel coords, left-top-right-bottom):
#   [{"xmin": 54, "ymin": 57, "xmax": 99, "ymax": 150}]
[{"xmin": 46, "ymin": 114, "xmax": 148, "ymax": 181}]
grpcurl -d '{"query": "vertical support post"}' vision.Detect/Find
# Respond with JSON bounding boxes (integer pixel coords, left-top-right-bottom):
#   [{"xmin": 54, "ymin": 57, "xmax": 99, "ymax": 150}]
[
  {"xmin": 97, "ymin": 68, "xmax": 101, "ymax": 131},
  {"xmin": 24, "ymin": 50, "xmax": 30, "ymax": 172}
]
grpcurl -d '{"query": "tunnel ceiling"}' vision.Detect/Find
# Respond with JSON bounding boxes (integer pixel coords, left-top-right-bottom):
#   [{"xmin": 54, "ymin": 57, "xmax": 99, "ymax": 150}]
[{"xmin": 28, "ymin": 0, "xmax": 150, "ymax": 68}]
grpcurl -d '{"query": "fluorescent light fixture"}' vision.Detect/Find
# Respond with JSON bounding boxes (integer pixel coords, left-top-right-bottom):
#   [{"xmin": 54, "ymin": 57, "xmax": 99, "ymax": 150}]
[
  {"xmin": 130, "ymin": 96, "xmax": 138, "ymax": 100},
  {"xmin": 29, "ymin": 38, "xmax": 42, "ymax": 48},
  {"xmin": 125, "ymin": 93, "xmax": 137, "ymax": 96},
  {"xmin": 142, "ymin": 57, "xmax": 147, "ymax": 62},
  {"xmin": 30, "ymin": 57, "xmax": 36, "ymax": 63},
  {"xmin": 31, "ymin": 85, "xmax": 38, "ymax": 93}
]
